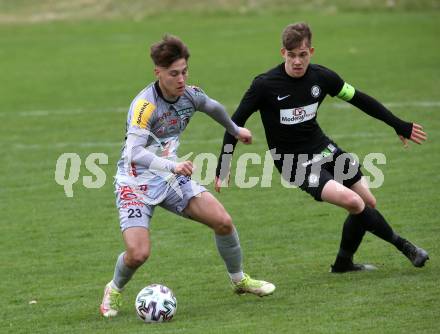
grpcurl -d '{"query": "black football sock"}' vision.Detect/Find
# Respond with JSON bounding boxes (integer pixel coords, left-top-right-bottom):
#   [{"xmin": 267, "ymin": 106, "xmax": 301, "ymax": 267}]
[
  {"xmin": 354, "ymin": 206, "xmax": 404, "ymax": 250},
  {"xmin": 334, "ymin": 215, "xmax": 366, "ymax": 268},
  {"xmin": 338, "ymin": 215, "xmax": 366, "ymax": 257},
  {"xmin": 391, "ymin": 235, "xmax": 407, "ymax": 252}
]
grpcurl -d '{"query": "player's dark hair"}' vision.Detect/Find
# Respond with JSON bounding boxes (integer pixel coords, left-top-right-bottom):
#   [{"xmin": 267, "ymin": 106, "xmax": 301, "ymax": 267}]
[
  {"xmin": 282, "ymin": 22, "xmax": 312, "ymax": 49},
  {"xmin": 150, "ymin": 34, "xmax": 190, "ymax": 68}
]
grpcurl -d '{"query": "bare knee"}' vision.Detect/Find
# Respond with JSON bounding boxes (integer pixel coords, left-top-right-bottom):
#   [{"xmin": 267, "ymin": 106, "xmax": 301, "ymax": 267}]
[
  {"xmin": 364, "ymin": 195, "xmax": 377, "ymax": 209},
  {"xmin": 125, "ymin": 247, "xmax": 150, "ymax": 268},
  {"xmin": 213, "ymin": 213, "xmax": 233, "ymax": 235},
  {"xmin": 364, "ymin": 193, "xmax": 376, "ymax": 209},
  {"xmin": 342, "ymin": 193, "xmax": 365, "ymax": 214}
]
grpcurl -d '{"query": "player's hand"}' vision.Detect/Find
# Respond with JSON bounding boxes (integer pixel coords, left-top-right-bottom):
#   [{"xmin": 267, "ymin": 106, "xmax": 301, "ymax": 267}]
[
  {"xmin": 214, "ymin": 175, "xmax": 230, "ymax": 193},
  {"xmin": 399, "ymin": 123, "xmax": 427, "ymax": 148},
  {"xmin": 235, "ymin": 127, "xmax": 252, "ymax": 145},
  {"xmin": 174, "ymin": 160, "xmax": 193, "ymax": 176}
]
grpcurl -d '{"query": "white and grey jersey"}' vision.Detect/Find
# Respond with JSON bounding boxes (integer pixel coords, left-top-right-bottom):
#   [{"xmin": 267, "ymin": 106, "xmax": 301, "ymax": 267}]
[{"xmin": 116, "ymin": 81, "xmax": 239, "ymax": 185}]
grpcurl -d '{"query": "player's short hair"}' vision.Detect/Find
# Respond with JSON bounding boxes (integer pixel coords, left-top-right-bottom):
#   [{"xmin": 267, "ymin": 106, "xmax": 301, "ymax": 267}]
[
  {"xmin": 150, "ymin": 35, "xmax": 190, "ymax": 68},
  {"xmin": 282, "ymin": 22, "xmax": 312, "ymax": 50}
]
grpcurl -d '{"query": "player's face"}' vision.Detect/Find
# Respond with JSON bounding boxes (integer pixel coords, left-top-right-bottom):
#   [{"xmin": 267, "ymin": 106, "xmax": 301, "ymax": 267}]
[
  {"xmin": 155, "ymin": 58, "xmax": 188, "ymax": 99},
  {"xmin": 281, "ymin": 40, "xmax": 314, "ymax": 78}
]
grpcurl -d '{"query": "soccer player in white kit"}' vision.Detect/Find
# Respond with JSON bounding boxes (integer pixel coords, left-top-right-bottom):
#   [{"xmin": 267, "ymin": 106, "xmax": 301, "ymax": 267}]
[{"xmin": 100, "ymin": 35, "xmax": 275, "ymax": 317}]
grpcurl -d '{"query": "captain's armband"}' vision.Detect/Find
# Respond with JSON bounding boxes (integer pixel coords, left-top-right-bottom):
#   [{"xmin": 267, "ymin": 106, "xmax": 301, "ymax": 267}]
[{"xmin": 337, "ymin": 82, "xmax": 355, "ymax": 101}]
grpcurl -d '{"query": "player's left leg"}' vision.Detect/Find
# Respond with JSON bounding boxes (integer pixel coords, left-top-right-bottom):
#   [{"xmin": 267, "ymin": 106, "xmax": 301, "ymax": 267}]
[
  {"xmin": 350, "ymin": 179, "xmax": 429, "ymax": 268},
  {"xmin": 183, "ymin": 191, "xmax": 275, "ymax": 297}
]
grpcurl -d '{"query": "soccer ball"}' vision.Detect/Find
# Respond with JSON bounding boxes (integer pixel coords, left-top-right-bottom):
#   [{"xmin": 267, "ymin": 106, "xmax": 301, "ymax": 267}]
[{"xmin": 135, "ymin": 284, "xmax": 177, "ymax": 323}]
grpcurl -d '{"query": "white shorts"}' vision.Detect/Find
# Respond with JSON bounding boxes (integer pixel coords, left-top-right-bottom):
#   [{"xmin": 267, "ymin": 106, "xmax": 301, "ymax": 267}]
[{"xmin": 115, "ymin": 175, "xmax": 206, "ymax": 231}]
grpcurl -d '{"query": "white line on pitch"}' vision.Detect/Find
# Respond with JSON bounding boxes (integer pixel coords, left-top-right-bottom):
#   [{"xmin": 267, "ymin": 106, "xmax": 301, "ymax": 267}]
[{"xmin": 1, "ymin": 101, "xmax": 440, "ymax": 117}]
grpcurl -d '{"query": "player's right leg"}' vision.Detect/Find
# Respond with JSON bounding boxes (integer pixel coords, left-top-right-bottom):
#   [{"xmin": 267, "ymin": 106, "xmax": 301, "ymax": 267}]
[
  {"xmin": 101, "ymin": 182, "xmax": 153, "ymax": 318},
  {"xmin": 320, "ymin": 180, "xmax": 378, "ymax": 273},
  {"xmin": 100, "ymin": 227, "xmax": 151, "ymax": 317}
]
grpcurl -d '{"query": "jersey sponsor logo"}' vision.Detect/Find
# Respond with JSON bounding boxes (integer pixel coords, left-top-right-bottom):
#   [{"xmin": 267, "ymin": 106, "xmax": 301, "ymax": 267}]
[
  {"xmin": 119, "ymin": 186, "xmax": 138, "ymax": 201},
  {"xmin": 131, "ymin": 99, "xmax": 156, "ymax": 129},
  {"xmin": 177, "ymin": 175, "xmax": 191, "ymax": 186},
  {"xmin": 130, "ymin": 162, "xmax": 138, "ymax": 177},
  {"xmin": 280, "ymin": 102, "xmax": 318, "ymax": 125},
  {"xmin": 121, "ymin": 201, "xmax": 144, "ymax": 209},
  {"xmin": 180, "ymin": 116, "xmax": 190, "ymax": 128},
  {"xmin": 158, "ymin": 111, "xmax": 172, "ymax": 123},
  {"xmin": 168, "ymin": 125, "xmax": 178, "ymax": 133},
  {"xmin": 119, "ymin": 184, "xmax": 148, "ymax": 202},
  {"xmin": 301, "ymin": 144, "xmax": 337, "ymax": 167},
  {"xmin": 277, "ymin": 94, "xmax": 290, "ymax": 101},
  {"xmin": 311, "ymin": 85, "xmax": 321, "ymax": 98},
  {"xmin": 175, "ymin": 107, "xmax": 193, "ymax": 116},
  {"xmin": 157, "ymin": 111, "xmax": 173, "ymax": 125}
]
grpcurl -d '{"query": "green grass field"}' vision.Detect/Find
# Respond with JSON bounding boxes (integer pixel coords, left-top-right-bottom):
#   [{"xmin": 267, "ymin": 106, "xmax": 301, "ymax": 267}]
[{"xmin": 1, "ymin": 2, "xmax": 439, "ymax": 333}]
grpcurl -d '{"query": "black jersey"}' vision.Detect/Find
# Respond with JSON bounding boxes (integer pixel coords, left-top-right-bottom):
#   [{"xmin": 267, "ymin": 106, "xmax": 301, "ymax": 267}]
[
  {"xmin": 216, "ymin": 62, "xmax": 412, "ymax": 178},
  {"xmin": 231, "ymin": 63, "xmax": 345, "ymax": 154}
]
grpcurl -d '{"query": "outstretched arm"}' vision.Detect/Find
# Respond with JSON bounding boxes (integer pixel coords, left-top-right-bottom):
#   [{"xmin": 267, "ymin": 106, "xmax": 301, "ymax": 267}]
[
  {"xmin": 214, "ymin": 79, "xmax": 261, "ymax": 192},
  {"xmin": 338, "ymin": 83, "xmax": 427, "ymax": 146},
  {"xmin": 214, "ymin": 108, "xmax": 255, "ymax": 192},
  {"xmin": 198, "ymin": 97, "xmax": 252, "ymax": 144}
]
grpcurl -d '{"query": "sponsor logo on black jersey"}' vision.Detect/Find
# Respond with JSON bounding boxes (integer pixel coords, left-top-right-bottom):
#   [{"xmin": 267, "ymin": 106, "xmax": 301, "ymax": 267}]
[{"xmin": 280, "ymin": 102, "xmax": 319, "ymax": 125}]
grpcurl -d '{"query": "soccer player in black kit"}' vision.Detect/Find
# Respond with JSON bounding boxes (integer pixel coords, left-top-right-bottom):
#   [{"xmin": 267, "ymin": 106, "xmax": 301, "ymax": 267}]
[{"xmin": 215, "ymin": 22, "xmax": 429, "ymax": 273}]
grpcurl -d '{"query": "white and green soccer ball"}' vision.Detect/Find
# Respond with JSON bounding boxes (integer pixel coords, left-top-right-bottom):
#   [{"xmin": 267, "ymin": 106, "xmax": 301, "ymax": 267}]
[{"xmin": 135, "ymin": 284, "xmax": 177, "ymax": 323}]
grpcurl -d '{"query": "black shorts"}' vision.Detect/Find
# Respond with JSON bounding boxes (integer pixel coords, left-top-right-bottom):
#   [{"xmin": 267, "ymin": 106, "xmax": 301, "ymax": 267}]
[{"xmin": 274, "ymin": 143, "xmax": 363, "ymax": 201}]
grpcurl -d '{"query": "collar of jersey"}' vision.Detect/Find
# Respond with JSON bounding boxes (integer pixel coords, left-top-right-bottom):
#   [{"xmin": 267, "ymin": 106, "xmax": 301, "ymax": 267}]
[{"xmin": 154, "ymin": 81, "xmax": 181, "ymax": 104}]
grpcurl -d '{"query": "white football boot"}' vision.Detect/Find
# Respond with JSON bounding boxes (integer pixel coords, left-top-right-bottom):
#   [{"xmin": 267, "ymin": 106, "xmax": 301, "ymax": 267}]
[
  {"xmin": 232, "ymin": 273, "xmax": 276, "ymax": 297},
  {"xmin": 100, "ymin": 281, "xmax": 122, "ymax": 317}
]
